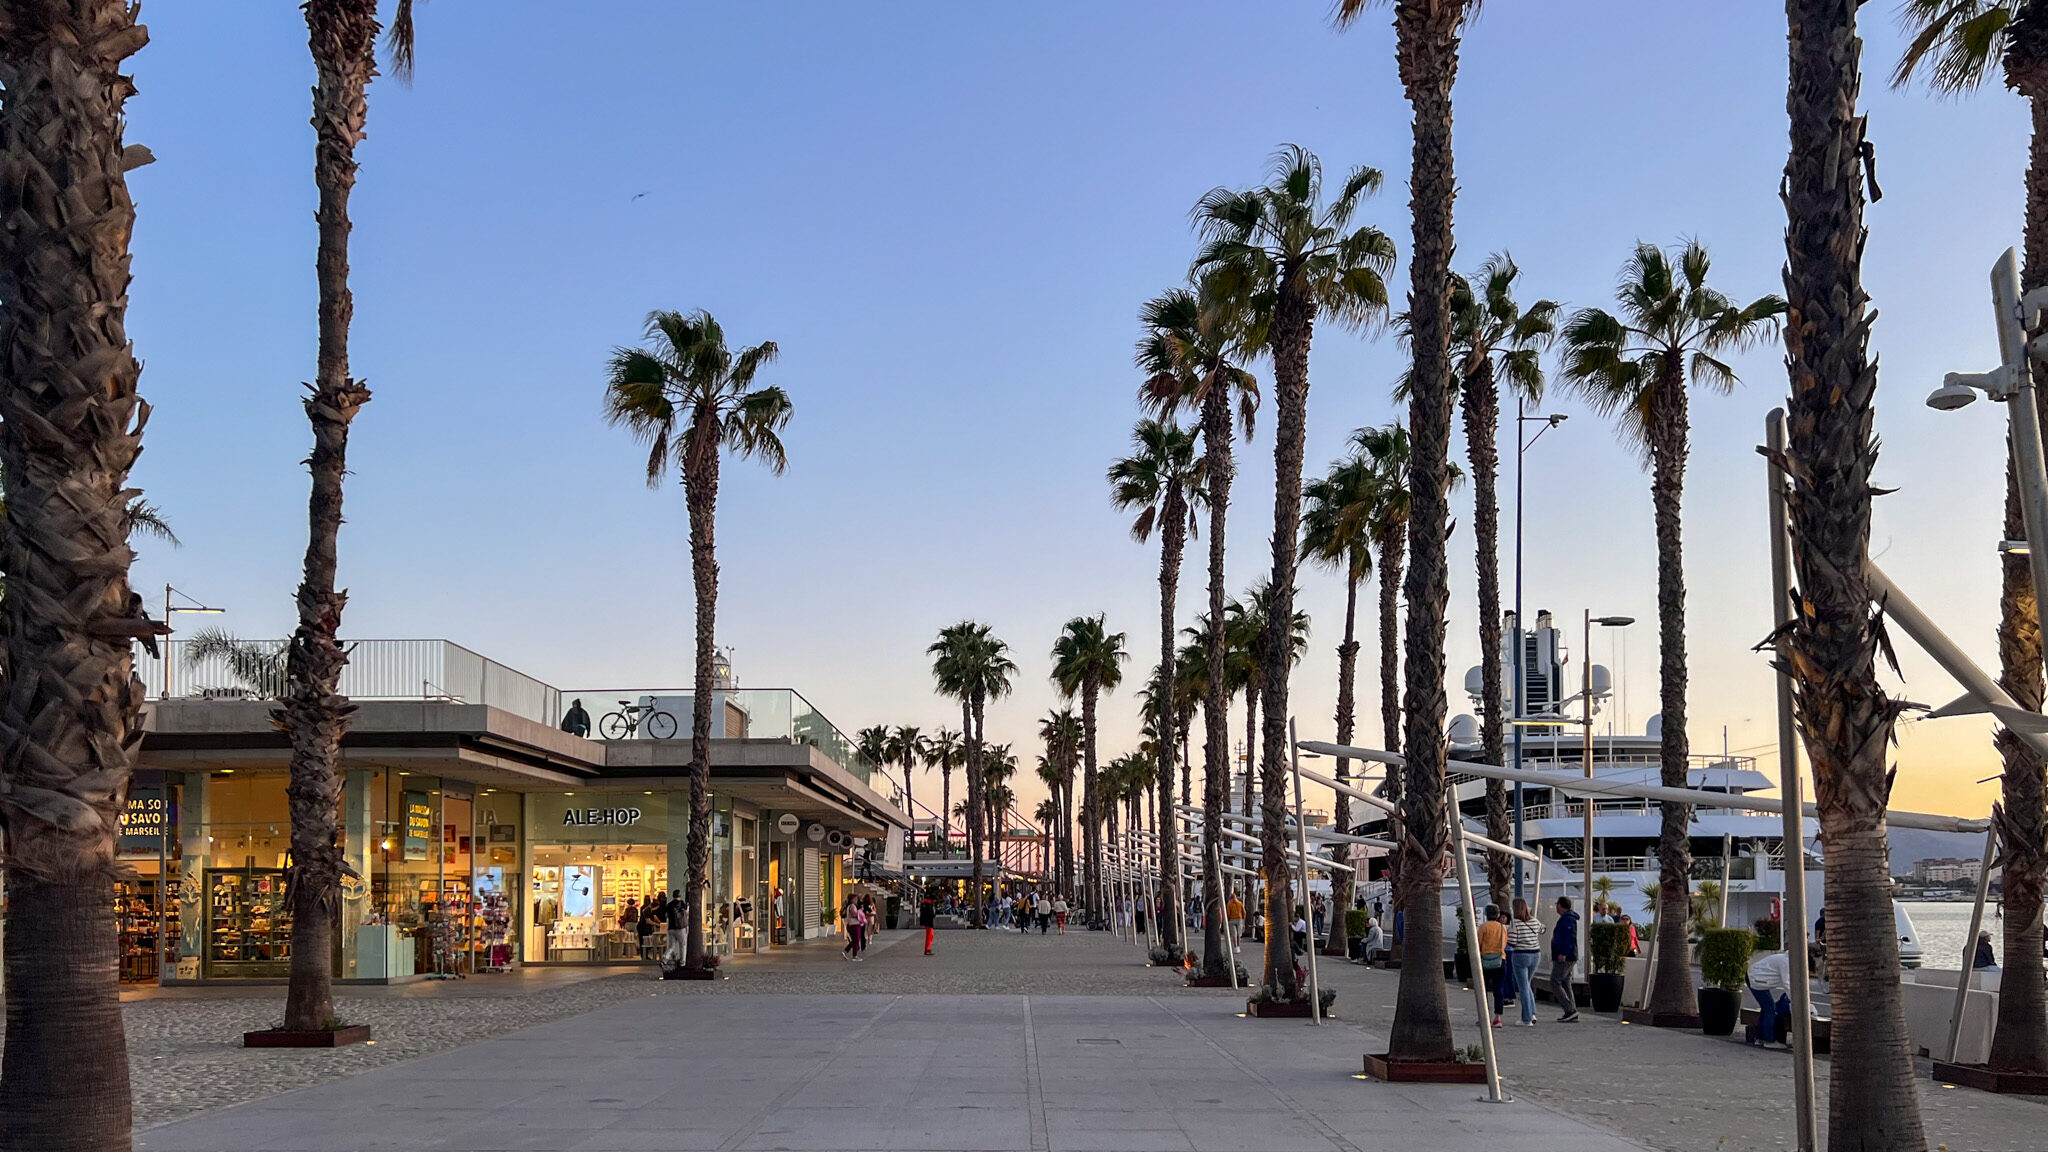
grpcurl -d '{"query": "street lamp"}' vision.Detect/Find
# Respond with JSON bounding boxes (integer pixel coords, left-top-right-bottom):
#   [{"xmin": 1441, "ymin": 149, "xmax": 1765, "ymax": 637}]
[
  {"xmin": 1512, "ymin": 404, "xmax": 1569, "ymax": 899},
  {"xmin": 161, "ymin": 584, "xmax": 223, "ymax": 700},
  {"xmin": 1929, "ymin": 248, "xmax": 2048, "ymax": 687}
]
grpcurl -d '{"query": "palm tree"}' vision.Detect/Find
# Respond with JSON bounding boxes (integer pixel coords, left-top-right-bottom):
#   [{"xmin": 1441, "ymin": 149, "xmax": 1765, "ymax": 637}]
[
  {"xmin": 273, "ymin": 0, "xmax": 418, "ymax": 1037},
  {"xmin": 0, "ymin": 2, "xmax": 155, "ymax": 1140},
  {"xmin": 887, "ymin": 726, "xmax": 927, "ymax": 844},
  {"xmin": 1334, "ymin": 0, "xmax": 1472, "ymax": 1064},
  {"xmin": 1787, "ymin": 2, "xmax": 1931, "ymax": 1136},
  {"xmin": 1193, "ymin": 146, "xmax": 1392, "ymax": 1001},
  {"xmin": 1355, "ymin": 422, "xmax": 1413, "ymax": 887},
  {"xmin": 1110, "ymin": 418, "xmax": 1204, "ymax": 953},
  {"xmin": 1302, "ymin": 452, "xmax": 1376, "ymax": 959},
  {"xmin": 1894, "ymin": 0, "xmax": 2048, "ymax": 1081},
  {"xmin": 984, "ymin": 743, "xmax": 1018, "ymax": 874},
  {"xmin": 1138, "ymin": 284, "xmax": 1261, "ymax": 976},
  {"xmin": 605, "ymin": 309, "xmax": 793, "ymax": 969},
  {"xmin": 1558, "ymin": 241, "xmax": 1783, "ymax": 1021},
  {"xmin": 930, "ymin": 622, "xmax": 1016, "ymax": 926},
  {"xmin": 184, "ymin": 630, "xmax": 290, "ymax": 698},
  {"xmin": 856, "ymin": 726, "xmax": 891, "ymax": 777},
  {"xmin": 1052, "ymin": 615, "xmax": 1128, "ymax": 918},
  {"xmin": 1444, "ymin": 256, "xmax": 1557, "ymax": 907},
  {"xmin": 1039, "ymin": 709, "xmax": 1082, "ymax": 897},
  {"xmin": 929, "ymin": 728, "xmax": 962, "ymax": 849}
]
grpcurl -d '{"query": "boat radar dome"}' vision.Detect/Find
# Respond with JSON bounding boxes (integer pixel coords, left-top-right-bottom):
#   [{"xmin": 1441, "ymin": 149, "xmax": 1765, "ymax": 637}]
[
  {"xmin": 1463, "ymin": 665, "xmax": 1485, "ymax": 699},
  {"xmin": 1645, "ymin": 713, "xmax": 1663, "ymax": 740},
  {"xmin": 1590, "ymin": 664, "xmax": 1612, "ymax": 697},
  {"xmin": 1447, "ymin": 714, "xmax": 1478, "ymax": 743}
]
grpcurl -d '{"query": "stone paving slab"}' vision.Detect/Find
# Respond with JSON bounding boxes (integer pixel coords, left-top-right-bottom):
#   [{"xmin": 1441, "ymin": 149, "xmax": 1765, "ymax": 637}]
[{"xmin": 136, "ymin": 991, "xmax": 1647, "ymax": 1152}]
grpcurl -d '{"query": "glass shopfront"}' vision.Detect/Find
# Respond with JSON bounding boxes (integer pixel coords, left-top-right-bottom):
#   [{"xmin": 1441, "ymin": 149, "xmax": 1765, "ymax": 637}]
[{"xmin": 526, "ymin": 792, "xmax": 675, "ymax": 963}]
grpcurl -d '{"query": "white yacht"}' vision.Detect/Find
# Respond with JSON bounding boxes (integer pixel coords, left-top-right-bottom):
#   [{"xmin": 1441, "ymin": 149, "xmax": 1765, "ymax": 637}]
[{"xmin": 1346, "ymin": 609, "xmax": 1922, "ymax": 966}]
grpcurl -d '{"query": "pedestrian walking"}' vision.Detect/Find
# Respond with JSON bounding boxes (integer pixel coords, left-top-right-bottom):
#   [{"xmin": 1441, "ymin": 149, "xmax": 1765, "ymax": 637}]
[
  {"xmin": 1550, "ymin": 896, "xmax": 1581, "ymax": 1023},
  {"xmin": 1053, "ymin": 896, "xmax": 1068, "ymax": 934},
  {"xmin": 1035, "ymin": 890, "xmax": 1052, "ymax": 933},
  {"xmin": 1504, "ymin": 899, "xmax": 1544, "ymax": 1026},
  {"xmin": 637, "ymin": 892, "xmax": 662, "ymax": 960},
  {"xmin": 920, "ymin": 889, "xmax": 937, "ymax": 956},
  {"xmin": 841, "ymin": 894, "xmax": 862, "ymax": 959},
  {"xmin": 1477, "ymin": 904, "xmax": 1507, "ymax": 1027},
  {"xmin": 662, "ymin": 888, "xmax": 688, "ymax": 969},
  {"xmin": 1746, "ymin": 948, "xmax": 1795, "ymax": 1046}
]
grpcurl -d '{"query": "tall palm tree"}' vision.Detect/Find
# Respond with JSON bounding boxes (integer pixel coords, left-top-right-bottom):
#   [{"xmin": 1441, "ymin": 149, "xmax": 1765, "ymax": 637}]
[
  {"xmin": 930, "ymin": 622, "xmax": 1015, "ymax": 926},
  {"xmin": 1444, "ymin": 257, "xmax": 1557, "ymax": 908},
  {"xmin": 1052, "ymin": 615, "xmax": 1127, "ymax": 918},
  {"xmin": 1110, "ymin": 418, "xmax": 1204, "ymax": 953},
  {"xmin": 1040, "ymin": 709, "xmax": 1082, "ymax": 897},
  {"xmin": 1558, "ymin": 241, "xmax": 1783, "ymax": 1021},
  {"xmin": 887, "ymin": 725, "xmax": 927, "ymax": 843},
  {"xmin": 929, "ymin": 728, "xmax": 962, "ymax": 849},
  {"xmin": 274, "ymin": 0, "xmax": 417, "ymax": 1037},
  {"xmin": 983, "ymin": 743, "xmax": 1017, "ymax": 873},
  {"xmin": 605, "ymin": 309, "xmax": 793, "ymax": 968},
  {"xmin": 1335, "ymin": 0, "xmax": 1473, "ymax": 1064},
  {"xmin": 1193, "ymin": 144, "xmax": 1392, "ymax": 1000},
  {"xmin": 0, "ymin": 2, "xmax": 156, "ymax": 1142},
  {"xmin": 856, "ymin": 726, "xmax": 892, "ymax": 778},
  {"xmin": 1894, "ymin": 0, "xmax": 2048, "ymax": 1079},
  {"xmin": 1355, "ymin": 422, "xmax": 1413, "ymax": 888},
  {"xmin": 1302, "ymin": 453, "xmax": 1376, "ymax": 959},
  {"xmin": 1138, "ymin": 284, "xmax": 1261, "ymax": 976},
  {"xmin": 1787, "ymin": 3, "xmax": 1930, "ymax": 1139}
]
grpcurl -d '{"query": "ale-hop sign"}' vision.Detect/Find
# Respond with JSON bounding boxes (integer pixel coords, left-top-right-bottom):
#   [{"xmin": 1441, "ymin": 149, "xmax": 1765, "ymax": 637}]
[{"xmin": 561, "ymin": 806, "xmax": 641, "ymax": 827}]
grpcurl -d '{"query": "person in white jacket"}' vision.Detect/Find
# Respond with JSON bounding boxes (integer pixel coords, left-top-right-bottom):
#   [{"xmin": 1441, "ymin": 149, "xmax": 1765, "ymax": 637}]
[{"xmin": 1747, "ymin": 950, "xmax": 1794, "ymax": 1046}]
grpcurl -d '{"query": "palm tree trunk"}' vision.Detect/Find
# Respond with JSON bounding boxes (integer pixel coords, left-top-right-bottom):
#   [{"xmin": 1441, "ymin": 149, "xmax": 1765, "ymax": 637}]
[
  {"xmin": 1463, "ymin": 358, "xmax": 1513, "ymax": 910},
  {"xmin": 1325, "ymin": 574, "xmax": 1360, "ymax": 957},
  {"xmin": 941, "ymin": 763, "xmax": 953, "ymax": 850},
  {"xmin": 0, "ymin": 6, "xmax": 151, "ymax": 1144},
  {"xmin": 1989, "ymin": 90, "xmax": 2048, "ymax": 1077},
  {"xmin": 1258, "ymin": 280, "xmax": 1313, "ymax": 1001},
  {"xmin": 1242, "ymin": 678, "xmax": 1259, "ymax": 917},
  {"xmin": 1200, "ymin": 384, "xmax": 1234, "ymax": 974},
  {"xmin": 1156, "ymin": 481, "xmax": 1187, "ymax": 952},
  {"xmin": 1388, "ymin": 0, "xmax": 1467, "ymax": 1064},
  {"xmin": 1377, "ymin": 526, "xmax": 1406, "ymax": 896},
  {"xmin": 1784, "ymin": 4, "xmax": 1924, "ymax": 1142},
  {"xmin": 682, "ymin": 422, "xmax": 722, "ymax": 968},
  {"xmin": 1646, "ymin": 362, "xmax": 1697, "ymax": 1020},
  {"xmin": 282, "ymin": 0, "xmax": 380, "ymax": 1032},
  {"xmin": 968, "ymin": 693, "xmax": 986, "ymax": 927},
  {"xmin": 1082, "ymin": 675, "xmax": 1101, "ymax": 918},
  {"xmin": 901, "ymin": 752, "xmax": 916, "ymax": 841}
]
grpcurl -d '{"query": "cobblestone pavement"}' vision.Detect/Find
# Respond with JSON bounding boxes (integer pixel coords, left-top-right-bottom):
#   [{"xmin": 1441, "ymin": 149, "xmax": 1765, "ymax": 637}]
[{"xmin": 77, "ymin": 928, "xmax": 1228, "ymax": 1129}]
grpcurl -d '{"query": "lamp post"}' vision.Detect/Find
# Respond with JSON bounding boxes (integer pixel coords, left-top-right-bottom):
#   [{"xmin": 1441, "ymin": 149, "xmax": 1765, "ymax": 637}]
[
  {"xmin": 161, "ymin": 584, "xmax": 224, "ymax": 700},
  {"xmin": 1512, "ymin": 403, "xmax": 1569, "ymax": 900},
  {"xmin": 1927, "ymin": 248, "xmax": 2048, "ymax": 685}
]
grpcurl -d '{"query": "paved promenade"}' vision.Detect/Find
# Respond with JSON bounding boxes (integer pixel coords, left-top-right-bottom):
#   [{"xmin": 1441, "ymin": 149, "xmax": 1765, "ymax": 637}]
[{"xmin": 77, "ymin": 925, "xmax": 2048, "ymax": 1150}]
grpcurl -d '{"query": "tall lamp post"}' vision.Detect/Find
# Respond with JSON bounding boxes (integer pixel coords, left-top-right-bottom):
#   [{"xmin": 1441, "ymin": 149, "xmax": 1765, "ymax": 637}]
[
  {"xmin": 161, "ymin": 584, "xmax": 224, "ymax": 700},
  {"xmin": 1512, "ymin": 403, "xmax": 1569, "ymax": 900},
  {"xmin": 1580, "ymin": 612, "xmax": 1632, "ymax": 968}
]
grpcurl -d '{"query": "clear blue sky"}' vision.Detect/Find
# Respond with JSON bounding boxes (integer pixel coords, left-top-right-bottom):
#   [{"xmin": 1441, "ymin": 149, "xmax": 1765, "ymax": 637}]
[{"xmin": 125, "ymin": 2, "xmax": 2024, "ymax": 817}]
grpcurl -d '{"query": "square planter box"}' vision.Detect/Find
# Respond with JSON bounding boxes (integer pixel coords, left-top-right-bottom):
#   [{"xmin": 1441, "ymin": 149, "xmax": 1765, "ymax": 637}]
[
  {"xmin": 1362, "ymin": 1053, "xmax": 1487, "ymax": 1084},
  {"xmin": 1621, "ymin": 1007, "xmax": 1701, "ymax": 1029},
  {"xmin": 1245, "ymin": 998, "xmax": 1314, "ymax": 1018},
  {"xmin": 1931, "ymin": 1061, "xmax": 2048, "ymax": 1094},
  {"xmin": 243, "ymin": 1025, "xmax": 371, "ymax": 1048},
  {"xmin": 1184, "ymin": 973, "xmax": 1239, "ymax": 988},
  {"xmin": 662, "ymin": 967, "xmax": 719, "ymax": 981}
]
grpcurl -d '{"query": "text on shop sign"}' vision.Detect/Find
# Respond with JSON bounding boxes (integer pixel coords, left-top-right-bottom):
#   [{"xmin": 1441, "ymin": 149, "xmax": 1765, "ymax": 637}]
[{"xmin": 562, "ymin": 807, "xmax": 641, "ymax": 827}]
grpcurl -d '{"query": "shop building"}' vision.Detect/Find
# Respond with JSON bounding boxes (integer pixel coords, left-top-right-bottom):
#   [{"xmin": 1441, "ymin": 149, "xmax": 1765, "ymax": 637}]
[{"xmin": 115, "ymin": 640, "xmax": 907, "ymax": 984}]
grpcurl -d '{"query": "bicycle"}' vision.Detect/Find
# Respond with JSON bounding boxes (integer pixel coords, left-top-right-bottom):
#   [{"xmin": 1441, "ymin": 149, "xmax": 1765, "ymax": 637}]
[{"xmin": 599, "ymin": 700, "xmax": 678, "ymax": 740}]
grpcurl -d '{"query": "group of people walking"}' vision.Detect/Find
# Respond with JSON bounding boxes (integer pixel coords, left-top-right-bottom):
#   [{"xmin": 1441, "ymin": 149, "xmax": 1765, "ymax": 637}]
[
  {"xmin": 1474, "ymin": 896, "xmax": 1582, "ymax": 1027},
  {"xmin": 619, "ymin": 891, "xmax": 688, "ymax": 965},
  {"xmin": 841, "ymin": 893, "xmax": 879, "ymax": 960}
]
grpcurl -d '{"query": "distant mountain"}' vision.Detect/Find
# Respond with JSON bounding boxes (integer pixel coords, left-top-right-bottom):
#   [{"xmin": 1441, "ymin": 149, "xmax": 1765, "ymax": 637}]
[{"xmin": 1884, "ymin": 827, "xmax": 1986, "ymax": 877}]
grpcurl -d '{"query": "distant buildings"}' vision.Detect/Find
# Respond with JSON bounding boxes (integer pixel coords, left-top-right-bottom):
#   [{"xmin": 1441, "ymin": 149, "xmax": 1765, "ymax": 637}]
[{"xmin": 1913, "ymin": 857, "xmax": 1981, "ymax": 885}]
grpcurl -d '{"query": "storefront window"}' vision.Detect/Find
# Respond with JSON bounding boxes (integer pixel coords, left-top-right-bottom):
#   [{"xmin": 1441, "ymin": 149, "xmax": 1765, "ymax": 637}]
[
  {"xmin": 527, "ymin": 792, "xmax": 671, "ymax": 963},
  {"xmin": 116, "ymin": 772, "xmax": 178, "ymax": 983}
]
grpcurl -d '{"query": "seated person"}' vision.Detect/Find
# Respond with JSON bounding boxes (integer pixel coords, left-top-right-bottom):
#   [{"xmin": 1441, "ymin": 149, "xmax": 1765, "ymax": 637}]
[
  {"xmin": 1747, "ymin": 949, "xmax": 1794, "ymax": 1046},
  {"xmin": 1363, "ymin": 917, "xmax": 1387, "ymax": 960}
]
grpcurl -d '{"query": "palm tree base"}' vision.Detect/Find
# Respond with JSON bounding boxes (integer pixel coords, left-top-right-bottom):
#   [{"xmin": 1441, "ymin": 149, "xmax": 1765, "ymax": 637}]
[
  {"xmin": 243, "ymin": 1025, "xmax": 371, "ymax": 1048},
  {"xmin": 1621, "ymin": 1007, "xmax": 1701, "ymax": 1029},
  {"xmin": 1931, "ymin": 1062, "xmax": 2048, "ymax": 1094},
  {"xmin": 660, "ymin": 966, "xmax": 721, "ymax": 981},
  {"xmin": 1245, "ymin": 998, "xmax": 1315, "ymax": 1019},
  {"xmin": 1362, "ymin": 1053, "xmax": 1487, "ymax": 1084}
]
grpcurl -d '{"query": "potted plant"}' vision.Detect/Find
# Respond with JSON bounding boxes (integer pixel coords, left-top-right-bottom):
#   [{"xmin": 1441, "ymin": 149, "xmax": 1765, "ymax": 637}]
[
  {"xmin": 1452, "ymin": 906, "xmax": 1472, "ymax": 983},
  {"xmin": 1345, "ymin": 909, "xmax": 1371, "ymax": 961},
  {"xmin": 1586, "ymin": 922, "xmax": 1628, "ymax": 1012},
  {"xmin": 1698, "ymin": 928, "xmax": 1754, "ymax": 1036}
]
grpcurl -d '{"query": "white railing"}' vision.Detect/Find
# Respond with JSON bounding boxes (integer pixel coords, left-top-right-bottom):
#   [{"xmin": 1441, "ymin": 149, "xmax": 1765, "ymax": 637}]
[{"xmin": 135, "ymin": 638, "xmax": 562, "ymax": 728}]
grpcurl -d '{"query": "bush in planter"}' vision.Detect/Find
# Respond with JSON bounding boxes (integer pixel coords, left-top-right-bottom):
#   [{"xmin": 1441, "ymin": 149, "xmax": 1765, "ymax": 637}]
[
  {"xmin": 1585, "ymin": 922, "xmax": 1629, "ymax": 1012},
  {"xmin": 1452, "ymin": 907, "xmax": 1472, "ymax": 982},
  {"xmin": 1148, "ymin": 945, "xmax": 1178, "ymax": 966},
  {"xmin": 1697, "ymin": 928, "xmax": 1755, "ymax": 1036}
]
